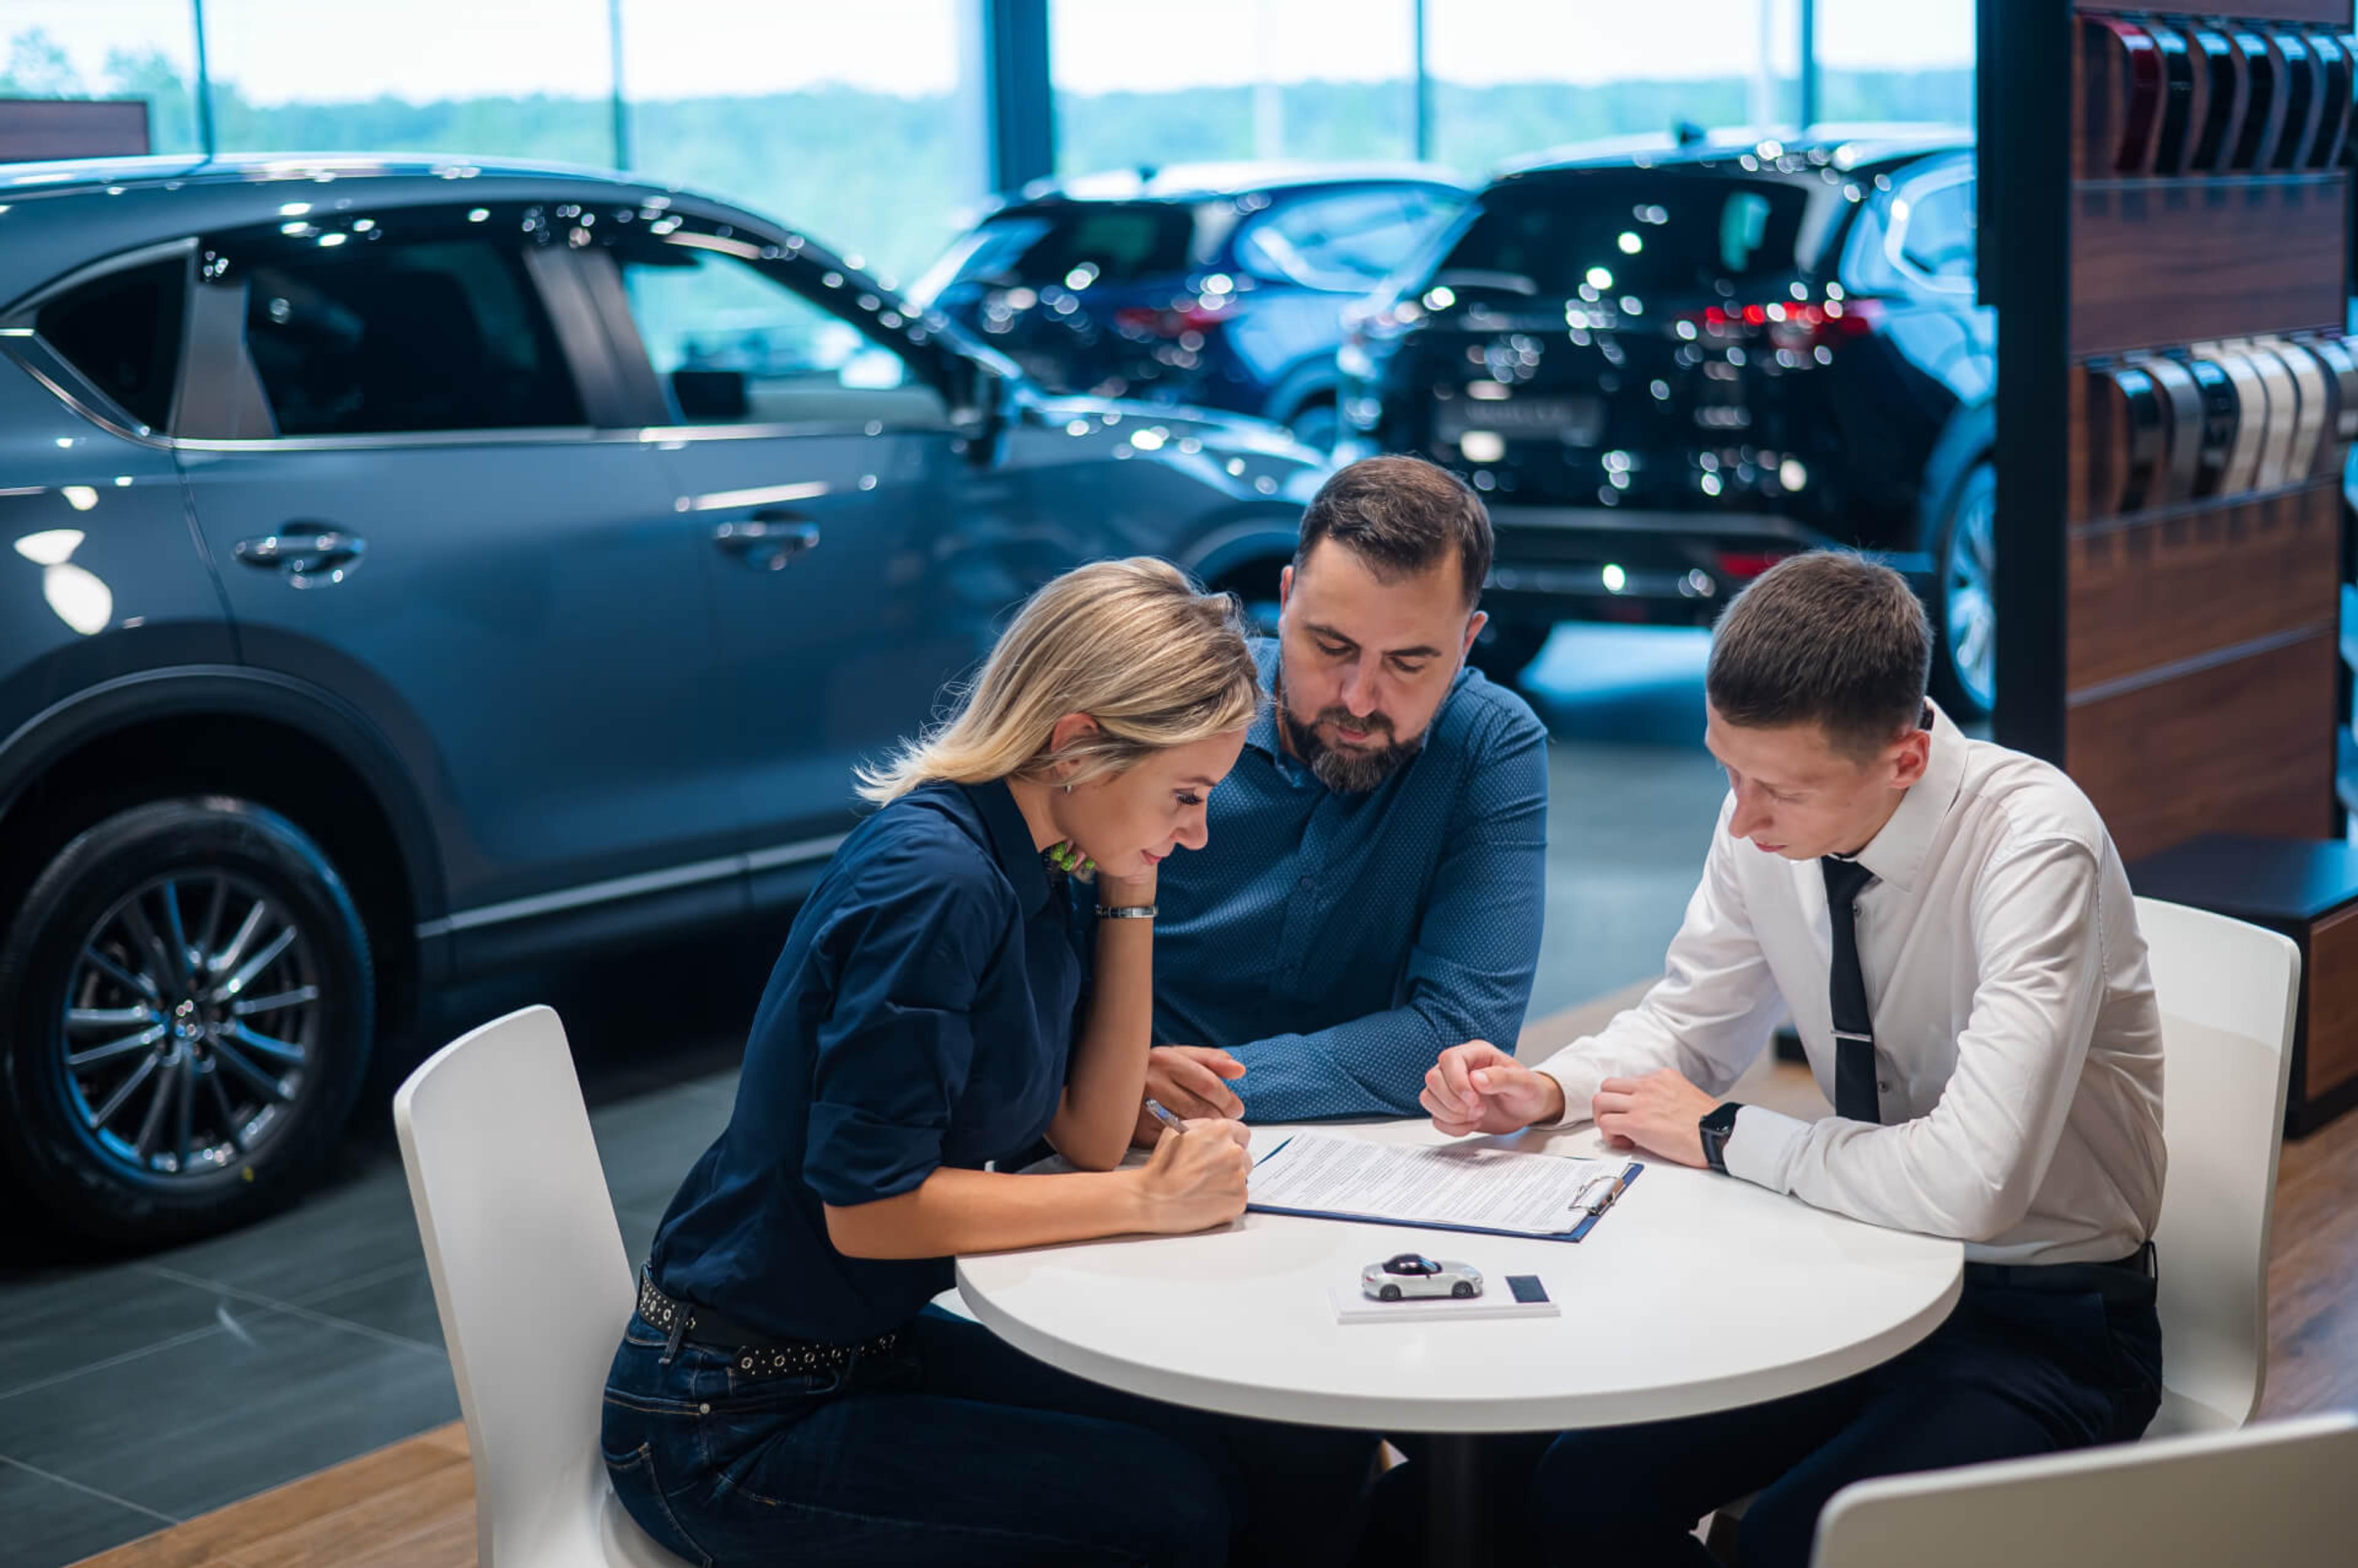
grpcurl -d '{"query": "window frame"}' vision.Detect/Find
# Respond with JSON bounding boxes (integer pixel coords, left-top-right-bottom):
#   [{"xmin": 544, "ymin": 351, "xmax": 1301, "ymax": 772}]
[
  {"xmin": 590, "ymin": 209, "xmax": 990, "ymax": 441},
  {"xmin": 1881, "ymin": 157, "xmax": 1977, "ymax": 298},
  {"xmin": 1, "ymin": 238, "xmax": 198, "ymax": 446},
  {"xmin": 175, "ymin": 202, "xmax": 618, "ymax": 449}
]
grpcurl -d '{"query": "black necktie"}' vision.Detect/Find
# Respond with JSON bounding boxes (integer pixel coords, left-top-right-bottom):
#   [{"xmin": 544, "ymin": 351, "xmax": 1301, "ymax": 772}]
[{"xmin": 1821, "ymin": 856, "xmax": 1881, "ymax": 1123}]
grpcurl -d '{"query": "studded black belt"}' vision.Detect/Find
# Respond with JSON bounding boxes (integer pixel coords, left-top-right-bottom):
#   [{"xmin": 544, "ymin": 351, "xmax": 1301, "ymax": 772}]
[{"xmin": 636, "ymin": 1270, "xmax": 900, "ymax": 1381}]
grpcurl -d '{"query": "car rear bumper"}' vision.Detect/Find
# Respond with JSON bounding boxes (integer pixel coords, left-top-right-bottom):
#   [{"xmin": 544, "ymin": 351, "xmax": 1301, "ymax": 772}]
[
  {"xmin": 1481, "ymin": 505, "xmax": 1821, "ymax": 627},
  {"xmin": 1479, "ymin": 504, "xmax": 1935, "ymax": 627}
]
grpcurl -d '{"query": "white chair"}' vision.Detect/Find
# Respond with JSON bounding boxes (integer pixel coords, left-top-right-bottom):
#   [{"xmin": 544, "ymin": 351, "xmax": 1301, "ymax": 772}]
[
  {"xmin": 1810, "ymin": 1411, "xmax": 2358, "ymax": 1567},
  {"xmin": 394, "ymin": 1004, "xmax": 679, "ymax": 1568},
  {"xmin": 1707, "ymin": 898, "xmax": 2301, "ymax": 1559},
  {"xmin": 2134, "ymin": 896, "xmax": 2302, "ymax": 1434}
]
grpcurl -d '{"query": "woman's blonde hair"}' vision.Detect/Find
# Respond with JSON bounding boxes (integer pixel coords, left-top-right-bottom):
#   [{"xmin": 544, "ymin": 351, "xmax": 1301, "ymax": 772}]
[{"xmin": 856, "ymin": 556, "xmax": 1261, "ymax": 806}]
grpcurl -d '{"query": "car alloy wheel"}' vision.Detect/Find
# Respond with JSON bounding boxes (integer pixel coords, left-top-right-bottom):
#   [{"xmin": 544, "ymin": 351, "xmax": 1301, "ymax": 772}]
[
  {"xmin": 60, "ymin": 872, "xmax": 324, "ymax": 1182},
  {"xmin": 1939, "ymin": 464, "xmax": 1998, "ymax": 716}
]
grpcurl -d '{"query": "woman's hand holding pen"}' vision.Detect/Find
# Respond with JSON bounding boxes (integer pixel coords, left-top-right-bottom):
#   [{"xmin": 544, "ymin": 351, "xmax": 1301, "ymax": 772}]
[
  {"xmin": 1132, "ymin": 1117, "xmax": 1252, "ymax": 1233},
  {"xmin": 1130, "ymin": 1046, "xmax": 1247, "ymax": 1144}
]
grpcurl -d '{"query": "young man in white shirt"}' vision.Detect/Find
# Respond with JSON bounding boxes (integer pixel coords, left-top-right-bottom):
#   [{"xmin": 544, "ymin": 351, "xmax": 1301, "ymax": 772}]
[{"xmin": 1422, "ymin": 551, "xmax": 2166, "ymax": 1568}]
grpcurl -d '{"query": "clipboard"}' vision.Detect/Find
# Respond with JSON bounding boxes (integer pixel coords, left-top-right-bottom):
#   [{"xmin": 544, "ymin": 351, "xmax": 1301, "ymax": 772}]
[{"xmin": 1244, "ymin": 1135, "xmax": 1646, "ymax": 1243}]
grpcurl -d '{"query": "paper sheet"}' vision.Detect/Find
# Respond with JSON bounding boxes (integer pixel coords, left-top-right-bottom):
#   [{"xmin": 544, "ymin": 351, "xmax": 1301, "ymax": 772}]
[{"xmin": 1248, "ymin": 1133, "xmax": 1635, "ymax": 1236}]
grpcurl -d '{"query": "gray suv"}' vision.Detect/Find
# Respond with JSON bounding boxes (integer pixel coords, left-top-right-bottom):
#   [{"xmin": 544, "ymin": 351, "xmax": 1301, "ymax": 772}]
[{"xmin": 0, "ymin": 153, "xmax": 1327, "ymax": 1246}]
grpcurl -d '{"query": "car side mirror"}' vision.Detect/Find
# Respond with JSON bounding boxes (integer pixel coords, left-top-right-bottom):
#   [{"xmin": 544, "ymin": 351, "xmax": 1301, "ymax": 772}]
[
  {"xmin": 671, "ymin": 368, "xmax": 748, "ymax": 422},
  {"xmin": 952, "ymin": 360, "xmax": 1011, "ymax": 449}
]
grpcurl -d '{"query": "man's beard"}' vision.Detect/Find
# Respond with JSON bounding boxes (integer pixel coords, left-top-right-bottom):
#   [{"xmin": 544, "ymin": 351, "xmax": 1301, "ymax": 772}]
[{"xmin": 1273, "ymin": 658, "xmax": 1426, "ymax": 793}]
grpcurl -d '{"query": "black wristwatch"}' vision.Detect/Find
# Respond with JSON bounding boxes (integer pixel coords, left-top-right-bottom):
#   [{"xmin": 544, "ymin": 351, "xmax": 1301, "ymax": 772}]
[{"xmin": 1698, "ymin": 1101, "xmax": 1744, "ymax": 1176}]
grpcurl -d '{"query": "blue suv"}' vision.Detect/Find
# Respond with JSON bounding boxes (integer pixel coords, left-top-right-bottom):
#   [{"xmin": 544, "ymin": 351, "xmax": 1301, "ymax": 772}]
[
  {"xmin": 911, "ymin": 163, "xmax": 1466, "ymax": 451},
  {"xmin": 0, "ymin": 153, "xmax": 1328, "ymax": 1245}
]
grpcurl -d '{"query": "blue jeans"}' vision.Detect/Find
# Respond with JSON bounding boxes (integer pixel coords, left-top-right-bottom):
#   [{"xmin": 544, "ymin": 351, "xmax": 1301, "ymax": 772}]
[
  {"xmin": 601, "ymin": 1304, "xmax": 1377, "ymax": 1567},
  {"xmin": 1527, "ymin": 1262, "xmax": 2165, "ymax": 1568}
]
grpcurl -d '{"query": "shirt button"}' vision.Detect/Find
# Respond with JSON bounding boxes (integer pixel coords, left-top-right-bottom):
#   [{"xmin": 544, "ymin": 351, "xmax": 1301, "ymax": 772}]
[
  {"xmin": 1878, "ymin": 1080, "xmax": 1891, "ymax": 1093},
  {"xmin": 698, "ymin": 1403, "xmax": 710, "ymax": 1415},
  {"xmin": 1298, "ymin": 875, "xmax": 1315, "ymax": 888}
]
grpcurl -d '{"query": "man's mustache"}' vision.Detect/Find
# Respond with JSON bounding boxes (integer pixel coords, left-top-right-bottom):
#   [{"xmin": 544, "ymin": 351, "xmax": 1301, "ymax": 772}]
[{"xmin": 1315, "ymin": 708, "xmax": 1394, "ymax": 738}]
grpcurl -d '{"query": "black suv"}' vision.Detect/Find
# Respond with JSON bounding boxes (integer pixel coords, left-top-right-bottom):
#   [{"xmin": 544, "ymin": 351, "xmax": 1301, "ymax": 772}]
[
  {"xmin": 912, "ymin": 163, "xmax": 1466, "ymax": 450},
  {"xmin": 0, "ymin": 153, "xmax": 1328, "ymax": 1246},
  {"xmin": 1340, "ymin": 130, "xmax": 1993, "ymax": 708}
]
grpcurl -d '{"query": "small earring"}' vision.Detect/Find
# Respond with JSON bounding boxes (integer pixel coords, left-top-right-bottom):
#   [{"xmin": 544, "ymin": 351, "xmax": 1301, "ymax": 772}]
[{"xmin": 1063, "ymin": 783, "xmax": 1073, "ymax": 794}]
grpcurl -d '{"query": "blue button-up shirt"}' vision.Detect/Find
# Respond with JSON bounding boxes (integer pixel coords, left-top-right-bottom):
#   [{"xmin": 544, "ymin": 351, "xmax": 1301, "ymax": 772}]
[
  {"xmin": 1149, "ymin": 638, "xmax": 1549, "ymax": 1120},
  {"xmin": 649, "ymin": 778, "xmax": 1080, "ymax": 1345}
]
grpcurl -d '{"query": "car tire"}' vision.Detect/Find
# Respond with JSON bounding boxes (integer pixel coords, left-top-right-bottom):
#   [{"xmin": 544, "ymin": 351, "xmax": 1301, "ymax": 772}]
[
  {"xmin": 0, "ymin": 797, "xmax": 376, "ymax": 1248},
  {"xmin": 1286, "ymin": 401, "xmax": 1340, "ymax": 452},
  {"xmin": 1452, "ymin": 1281, "xmax": 1474, "ymax": 1298},
  {"xmin": 1380, "ymin": 1283, "xmax": 1403, "ymax": 1302},
  {"xmin": 1468, "ymin": 619, "xmax": 1552, "ymax": 686},
  {"xmin": 1929, "ymin": 459, "xmax": 1997, "ymax": 720}
]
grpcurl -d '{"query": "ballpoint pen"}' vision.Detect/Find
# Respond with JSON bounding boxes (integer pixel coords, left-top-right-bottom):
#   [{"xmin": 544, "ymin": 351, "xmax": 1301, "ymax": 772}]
[{"xmin": 1143, "ymin": 1097, "xmax": 1188, "ymax": 1135}]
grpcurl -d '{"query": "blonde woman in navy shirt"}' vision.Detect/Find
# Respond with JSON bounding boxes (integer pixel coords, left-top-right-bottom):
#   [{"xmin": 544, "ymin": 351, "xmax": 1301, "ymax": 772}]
[{"xmin": 602, "ymin": 558, "xmax": 1374, "ymax": 1567}]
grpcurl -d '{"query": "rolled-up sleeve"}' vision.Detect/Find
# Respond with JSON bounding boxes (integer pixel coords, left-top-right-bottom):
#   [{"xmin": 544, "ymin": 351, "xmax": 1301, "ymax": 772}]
[{"xmin": 803, "ymin": 874, "xmax": 1006, "ymax": 1208}]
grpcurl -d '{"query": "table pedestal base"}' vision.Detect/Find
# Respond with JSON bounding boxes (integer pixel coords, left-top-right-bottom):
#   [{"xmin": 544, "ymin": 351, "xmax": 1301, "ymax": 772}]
[{"xmin": 1423, "ymin": 1434, "xmax": 1489, "ymax": 1568}]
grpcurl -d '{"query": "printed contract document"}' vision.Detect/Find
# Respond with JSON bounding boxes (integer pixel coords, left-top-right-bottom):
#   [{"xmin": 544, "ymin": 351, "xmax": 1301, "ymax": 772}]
[{"xmin": 1247, "ymin": 1133, "xmax": 1640, "ymax": 1240}]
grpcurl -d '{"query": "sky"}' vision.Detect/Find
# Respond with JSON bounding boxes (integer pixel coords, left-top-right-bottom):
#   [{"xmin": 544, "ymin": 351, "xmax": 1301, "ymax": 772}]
[{"xmin": 1, "ymin": 0, "xmax": 1976, "ymax": 104}]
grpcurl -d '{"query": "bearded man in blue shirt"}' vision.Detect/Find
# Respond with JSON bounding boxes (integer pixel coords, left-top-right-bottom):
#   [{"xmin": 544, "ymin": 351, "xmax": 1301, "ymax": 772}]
[{"xmin": 1131, "ymin": 454, "xmax": 1552, "ymax": 1142}]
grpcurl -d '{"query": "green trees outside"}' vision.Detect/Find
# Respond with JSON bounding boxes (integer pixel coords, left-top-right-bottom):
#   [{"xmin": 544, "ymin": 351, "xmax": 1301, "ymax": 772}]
[{"xmin": 4, "ymin": 25, "xmax": 1969, "ymax": 282}]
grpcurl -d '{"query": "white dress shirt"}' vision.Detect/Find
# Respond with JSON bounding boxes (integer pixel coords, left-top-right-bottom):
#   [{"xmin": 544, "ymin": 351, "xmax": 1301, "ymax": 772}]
[{"xmin": 1537, "ymin": 704, "xmax": 2166, "ymax": 1265}]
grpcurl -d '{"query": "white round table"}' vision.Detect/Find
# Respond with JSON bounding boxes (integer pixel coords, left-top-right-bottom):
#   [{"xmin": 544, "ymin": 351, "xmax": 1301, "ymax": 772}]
[{"xmin": 957, "ymin": 1117, "xmax": 1961, "ymax": 1567}]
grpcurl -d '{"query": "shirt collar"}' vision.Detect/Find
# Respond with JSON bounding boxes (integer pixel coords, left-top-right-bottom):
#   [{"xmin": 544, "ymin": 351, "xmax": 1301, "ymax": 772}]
[
  {"xmin": 959, "ymin": 776, "xmax": 1054, "ymax": 918},
  {"xmin": 1851, "ymin": 700, "xmax": 1968, "ymax": 895}
]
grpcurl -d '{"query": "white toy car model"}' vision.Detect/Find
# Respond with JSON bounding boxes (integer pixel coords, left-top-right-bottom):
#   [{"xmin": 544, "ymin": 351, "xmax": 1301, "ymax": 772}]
[{"xmin": 1361, "ymin": 1252, "xmax": 1482, "ymax": 1301}]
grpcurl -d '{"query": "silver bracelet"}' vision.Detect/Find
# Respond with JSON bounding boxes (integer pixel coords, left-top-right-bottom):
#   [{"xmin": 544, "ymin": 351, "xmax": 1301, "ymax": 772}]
[{"xmin": 1095, "ymin": 903, "xmax": 1156, "ymax": 920}]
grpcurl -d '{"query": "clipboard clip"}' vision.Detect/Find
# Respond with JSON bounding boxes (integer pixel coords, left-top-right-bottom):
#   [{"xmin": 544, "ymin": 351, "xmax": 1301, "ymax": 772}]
[{"xmin": 1570, "ymin": 1171, "xmax": 1628, "ymax": 1218}]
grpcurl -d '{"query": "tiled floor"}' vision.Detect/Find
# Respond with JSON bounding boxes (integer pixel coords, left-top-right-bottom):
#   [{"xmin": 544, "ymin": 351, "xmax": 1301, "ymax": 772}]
[{"xmin": 0, "ymin": 624, "xmax": 1729, "ymax": 1566}]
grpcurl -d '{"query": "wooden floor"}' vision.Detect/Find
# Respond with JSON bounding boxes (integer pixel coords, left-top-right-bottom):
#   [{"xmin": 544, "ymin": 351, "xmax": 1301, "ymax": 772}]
[{"xmin": 72, "ymin": 1000, "xmax": 2358, "ymax": 1568}]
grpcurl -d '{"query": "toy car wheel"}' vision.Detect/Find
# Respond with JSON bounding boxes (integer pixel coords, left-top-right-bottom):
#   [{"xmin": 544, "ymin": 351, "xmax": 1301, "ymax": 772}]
[
  {"xmin": 1452, "ymin": 1281, "xmax": 1475, "ymax": 1298},
  {"xmin": 1380, "ymin": 1283, "xmax": 1402, "ymax": 1302}
]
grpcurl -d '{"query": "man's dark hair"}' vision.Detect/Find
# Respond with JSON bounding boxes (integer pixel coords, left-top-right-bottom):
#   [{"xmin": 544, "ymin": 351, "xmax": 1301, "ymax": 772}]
[
  {"xmin": 1294, "ymin": 455, "xmax": 1492, "ymax": 609},
  {"xmin": 1706, "ymin": 551, "xmax": 1932, "ymax": 758}
]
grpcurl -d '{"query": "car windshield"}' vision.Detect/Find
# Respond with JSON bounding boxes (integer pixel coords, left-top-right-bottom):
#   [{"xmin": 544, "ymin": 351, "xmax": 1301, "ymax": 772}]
[{"xmin": 1436, "ymin": 169, "xmax": 1816, "ymax": 298}]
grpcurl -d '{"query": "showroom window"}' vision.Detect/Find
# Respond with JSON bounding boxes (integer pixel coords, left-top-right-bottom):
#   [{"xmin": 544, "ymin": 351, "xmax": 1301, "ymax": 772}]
[
  {"xmin": 34, "ymin": 255, "xmax": 190, "ymax": 432},
  {"xmin": 1425, "ymin": 0, "xmax": 1800, "ymax": 175},
  {"xmin": 1815, "ymin": 1, "xmax": 1974, "ymax": 126},
  {"xmin": 615, "ymin": 233, "xmax": 949, "ymax": 429},
  {"xmin": 228, "ymin": 224, "xmax": 585, "ymax": 436},
  {"xmin": 617, "ymin": 0, "xmax": 967, "ymax": 287},
  {"xmin": 1051, "ymin": 0, "xmax": 1417, "ymax": 173},
  {"xmin": 198, "ymin": 0, "xmax": 615, "ymax": 166},
  {"xmin": 0, "ymin": 2, "xmax": 205, "ymax": 152}
]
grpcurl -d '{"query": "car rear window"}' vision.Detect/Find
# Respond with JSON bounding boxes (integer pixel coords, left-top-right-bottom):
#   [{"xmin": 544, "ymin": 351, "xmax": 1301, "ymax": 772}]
[
  {"xmin": 36, "ymin": 255, "xmax": 188, "ymax": 432},
  {"xmin": 935, "ymin": 203, "xmax": 1198, "ymax": 290},
  {"xmin": 1438, "ymin": 170, "xmax": 1816, "ymax": 298}
]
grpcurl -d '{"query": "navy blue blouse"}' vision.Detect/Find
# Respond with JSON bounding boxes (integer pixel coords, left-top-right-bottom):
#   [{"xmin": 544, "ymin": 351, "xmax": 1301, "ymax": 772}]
[{"xmin": 647, "ymin": 778, "xmax": 1081, "ymax": 1345}]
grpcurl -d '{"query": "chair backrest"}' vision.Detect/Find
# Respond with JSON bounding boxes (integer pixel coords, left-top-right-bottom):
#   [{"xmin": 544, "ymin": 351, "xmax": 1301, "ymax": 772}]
[
  {"xmin": 2133, "ymin": 896, "xmax": 2301, "ymax": 1430},
  {"xmin": 394, "ymin": 1004, "xmax": 640, "ymax": 1568},
  {"xmin": 1811, "ymin": 1411, "xmax": 2358, "ymax": 1567}
]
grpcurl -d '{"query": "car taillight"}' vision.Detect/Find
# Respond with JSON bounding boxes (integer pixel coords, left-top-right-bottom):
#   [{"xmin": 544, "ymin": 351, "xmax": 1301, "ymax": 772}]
[
  {"xmin": 1716, "ymin": 550, "xmax": 1795, "ymax": 580},
  {"xmin": 1115, "ymin": 301, "xmax": 1235, "ymax": 337},
  {"xmin": 1686, "ymin": 298, "xmax": 1882, "ymax": 348}
]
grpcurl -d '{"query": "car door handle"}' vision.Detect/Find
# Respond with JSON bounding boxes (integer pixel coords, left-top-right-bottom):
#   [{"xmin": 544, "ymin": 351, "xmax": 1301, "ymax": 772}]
[
  {"xmin": 713, "ymin": 511, "xmax": 822, "ymax": 572},
  {"xmin": 234, "ymin": 529, "xmax": 367, "ymax": 589}
]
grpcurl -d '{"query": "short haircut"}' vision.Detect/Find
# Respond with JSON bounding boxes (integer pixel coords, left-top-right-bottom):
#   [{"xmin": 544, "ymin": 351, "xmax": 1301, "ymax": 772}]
[
  {"xmin": 1706, "ymin": 551, "xmax": 1932, "ymax": 758},
  {"xmin": 1294, "ymin": 455, "xmax": 1493, "ymax": 609}
]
